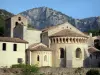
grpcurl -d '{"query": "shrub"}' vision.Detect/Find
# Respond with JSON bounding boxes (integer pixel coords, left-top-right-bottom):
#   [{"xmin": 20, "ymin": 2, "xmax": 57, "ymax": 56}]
[
  {"xmin": 11, "ymin": 64, "xmax": 26, "ymax": 68},
  {"xmin": 86, "ymin": 69, "xmax": 100, "ymax": 75},
  {"xmin": 11, "ymin": 64, "xmax": 39, "ymax": 75}
]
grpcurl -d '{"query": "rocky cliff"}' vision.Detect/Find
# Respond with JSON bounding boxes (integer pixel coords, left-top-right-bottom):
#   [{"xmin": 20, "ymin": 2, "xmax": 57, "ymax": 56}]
[
  {"xmin": 0, "ymin": 7, "xmax": 100, "ymax": 33},
  {"xmin": 20, "ymin": 7, "xmax": 100, "ymax": 32}
]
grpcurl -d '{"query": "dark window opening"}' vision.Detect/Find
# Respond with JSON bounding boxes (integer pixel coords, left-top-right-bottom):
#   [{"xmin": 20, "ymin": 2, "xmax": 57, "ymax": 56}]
[
  {"xmin": 60, "ymin": 48, "xmax": 64, "ymax": 58},
  {"xmin": 94, "ymin": 39, "xmax": 100, "ymax": 50},
  {"xmin": 76, "ymin": 48, "xmax": 81, "ymax": 58},
  {"xmin": 2, "ymin": 43, "xmax": 6, "ymax": 51},
  {"xmin": 60, "ymin": 38, "xmax": 62, "ymax": 42},
  {"xmin": 90, "ymin": 54, "xmax": 92, "ymax": 59},
  {"xmin": 37, "ymin": 55, "xmax": 40, "ymax": 61},
  {"xmin": 13, "ymin": 44, "xmax": 17, "ymax": 51},
  {"xmin": 53, "ymin": 39, "xmax": 55, "ymax": 43},
  {"xmin": 18, "ymin": 17, "xmax": 21, "ymax": 21},
  {"xmin": 63, "ymin": 38, "xmax": 65, "ymax": 43},
  {"xmin": 56, "ymin": 38, "xmax": 58, "ymax": 43},
  {"xmin": 15, "ymin": 22, "xmax": 19, "ymax": 26},
  {"xmin": 18, "ymin": 58, "xmax": 23, "ymax": 64}
]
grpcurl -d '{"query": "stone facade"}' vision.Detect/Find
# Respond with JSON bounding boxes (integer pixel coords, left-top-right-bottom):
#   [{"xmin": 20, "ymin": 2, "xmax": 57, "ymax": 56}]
[
  {"xmin": 5, "ymin": 14, "xmax": 95, "ymax": 68},
  {"xmin": 41, "ymin": 22, "xmax": 88, "ymax": 68},
  {"xmin": 0, "ymin": 68, "xmax": 100, "ymax": 75}
]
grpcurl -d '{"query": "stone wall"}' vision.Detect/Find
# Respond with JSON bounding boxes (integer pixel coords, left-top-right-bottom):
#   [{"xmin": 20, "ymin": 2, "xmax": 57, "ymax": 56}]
[
  {"xmin": 39, "ymin": 68, "xmax": 100, "ymax": 75},
  {"xmin": 0, "ymin": 68, "xmax": 100, "ymax": 75}
]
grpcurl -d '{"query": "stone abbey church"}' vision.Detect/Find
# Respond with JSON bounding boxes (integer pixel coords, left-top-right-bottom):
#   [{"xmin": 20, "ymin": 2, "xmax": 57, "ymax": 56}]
[{"xmin": 3, "ymin": 14, "xmax": 99, "ymax": 68}]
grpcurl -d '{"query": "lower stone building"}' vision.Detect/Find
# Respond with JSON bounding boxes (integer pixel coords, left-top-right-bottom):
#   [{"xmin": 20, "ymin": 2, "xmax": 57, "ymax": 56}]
[{"xmin": 26, "ymin": 43, "xmax": 52, "ymax": 67}]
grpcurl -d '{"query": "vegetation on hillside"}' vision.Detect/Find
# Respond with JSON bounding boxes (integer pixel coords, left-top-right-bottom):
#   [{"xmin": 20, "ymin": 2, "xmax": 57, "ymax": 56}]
[
  {"xmin": 11, "ymin": 64, "xmax": 39, "ymax": 75},
  {"xmin": 87, "ymin": 29, "xmax": 100, "ymax": 36},
  {"xmin": 0, "ymin": 9, "xmax": 14, "ymax": 36}
]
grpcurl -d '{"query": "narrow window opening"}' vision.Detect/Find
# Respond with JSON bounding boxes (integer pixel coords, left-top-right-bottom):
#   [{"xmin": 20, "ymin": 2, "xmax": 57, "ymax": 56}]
[
  {"xmin": 15, "ymin": 22, "xmax": 18, "ymax": 26},
  {"xmin": 37, "ymin": 55, "xmax": 40, "ymax": 61},
  {"xmin": 13, "ymin": 44, "xmax": 17, "ymax": 51},
  {"xmin": 60, "ymin": 48, "xmax": 64, "ymax": 58},
  {"xmin": 2, "ymin": 43, "xmax": 6, "ymax": 51},
  {"xmin": 18, "ymin": 17, "xmax": 21, "ymax": 21},
  {"xmin": 76, "ymin": 48, "xmax": 81, "ymax": 58}
]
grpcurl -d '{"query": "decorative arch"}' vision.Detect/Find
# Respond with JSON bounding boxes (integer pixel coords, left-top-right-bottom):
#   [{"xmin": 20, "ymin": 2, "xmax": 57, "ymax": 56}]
[
  {"xmin": 66, "ymin": 38, "xmax": 68, "ymax": 42},
  {"xmin": 70, "ymin": 38, "xmax": 72, "ymax": 42},
  {"xmin": 53, "ymin": 38, "xmax": 55, "ymax": 43},
  {"xmin": 63, "ymin": 38, "xmax": 65, "ymax": 43},
  {"xmin": 56, "ymin": 38, "xmax": 58, "ymax": 43},
  {"xmin": 60, "ymin": 38, "xmax": 62, "ymax": 43},
  {"xmin": 76, "ymin": 48, "xmax": 82, "ymax": 58},
  {"xmin": 73, "ymin": 38, "xmax": 75, "ymax": 43}
]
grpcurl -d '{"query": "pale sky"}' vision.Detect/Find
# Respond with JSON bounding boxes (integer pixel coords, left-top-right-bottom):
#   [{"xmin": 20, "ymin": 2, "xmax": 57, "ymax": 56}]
[{"xmin": 0, "ymin": 0, "xmax": 100, "ymax": 19}]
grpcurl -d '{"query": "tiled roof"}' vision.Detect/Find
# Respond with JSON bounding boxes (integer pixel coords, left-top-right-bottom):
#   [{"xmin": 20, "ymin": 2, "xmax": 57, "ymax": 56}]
[
  {"xmin": 0, "ymin": 37, "xmax": 28, "ymax": 43},
  {"xmin": 28, "ymin": 43, "xmax": 52, "ymax": 51},
  {"xmin": 50, "ymin": 29, "xmax": 88, "ymax": 37},
  {"xmin": 29, "ymin": 43, "xmax": 40, "ymax": 48}
]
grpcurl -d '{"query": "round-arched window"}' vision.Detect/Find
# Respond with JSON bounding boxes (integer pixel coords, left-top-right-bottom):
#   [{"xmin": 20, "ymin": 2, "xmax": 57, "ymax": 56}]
[
  {"xmin": 76, "ymin": 48, "xmax": 81, "ymax": 58},
  {"xmin": 18, "ymin": 17, "xmax": 21, "ymax": 21}
]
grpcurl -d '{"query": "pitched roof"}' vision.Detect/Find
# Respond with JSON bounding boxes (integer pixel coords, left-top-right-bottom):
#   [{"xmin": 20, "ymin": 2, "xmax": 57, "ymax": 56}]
[
  {"xmin": 88, "ymin": 46, "xmax": 100, "ymax": 54},
  {"xmin": 28, "ymin": 43, "xmax": 52, "ymax": 51},
  {"xmin": 50, "ymin": 29, "xmax": 88, "ymax": 37},
  {"xmin": 0, "ymin": 37, "xmax": 28, "ymax": 43},
  {"xmin": 5, "ymin": 14, "xmax": 27, "ymax": 21},
  {"xmin": 42, "ymin": 22, "xmax": 67, "ymax": 32}
]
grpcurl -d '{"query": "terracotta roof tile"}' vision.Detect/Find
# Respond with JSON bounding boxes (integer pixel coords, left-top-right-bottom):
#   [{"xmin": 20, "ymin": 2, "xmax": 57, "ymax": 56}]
[
  {"xmin": 50, "ymin": 29, "xmax": 88, "ymax": 37},
  {"xmin": 0, "ymin": 37, "xmax": 28, "ymax": 43},
  {"xmin": 28, "ymin": 43, "xmax": 52, "ymax": 51}
]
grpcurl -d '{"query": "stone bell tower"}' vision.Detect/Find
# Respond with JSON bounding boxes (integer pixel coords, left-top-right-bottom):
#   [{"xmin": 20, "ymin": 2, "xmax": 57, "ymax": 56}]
[{"xmin": 5, "ymin": 14, "xmax": 28, "ymax": 39}]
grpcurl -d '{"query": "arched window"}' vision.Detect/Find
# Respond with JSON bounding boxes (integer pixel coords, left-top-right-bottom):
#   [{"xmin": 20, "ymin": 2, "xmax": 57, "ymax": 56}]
[
  {"xmin": 60, "ymin": 48, "xmax": 64, "ymax": 58},
  {"xmin": 94, "ymin": 39, "xmax": 100, "ymax": 50},
  {"xmin": 53, "ymin": 39, "xmax": 55, "ymax": 43},
  {"xmin": 44, "ymin": 55, "xmax": 47, "ymax": 61},
  {"xmin": 70, "ymin": 38, "xmax": 72, "ymax": 42},
  {"xmin": 37, "ymin": 55, "xmax": 40, "ymax": 61},
  {"xmin": 63, "ymin": 38, "xmax": 65, "ymax": 43},
  {"xmin": 60, "ymin": 38, "xmax": 62, "ymax": 43},
  {"xmin": 66, "ymin": 38, "xmax": 68, "ymax": 42},
  {"xmin": 18, "ymin": 17, "xmax": 21, "ymax": 21},
  {"xmin": 73, "ymin": 38, "xmax": 75, "ymax": 43},
  {"xmin": 56, "ymin": 38, "xmax": 58, "ymax": 43},
  {"xmin": 76, "ymin": 48, "xmax": 81, "ymax": 58},
  {"xmin": 15, "ymin": 22, "xmax": 18, "ymax": 26}
]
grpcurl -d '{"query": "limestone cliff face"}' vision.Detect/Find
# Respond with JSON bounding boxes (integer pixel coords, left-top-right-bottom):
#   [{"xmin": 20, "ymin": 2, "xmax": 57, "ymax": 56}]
[
  {"xmin": 20, "ymin": 7, "xmax": 100, "ymax": 32},
  {"xmin": 1, "ymin": 7, "xmax": 100, "ymax": 32},
  {"xmin": 20, "ymin": 7, "xmax": 75, "ymax": 29}
]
